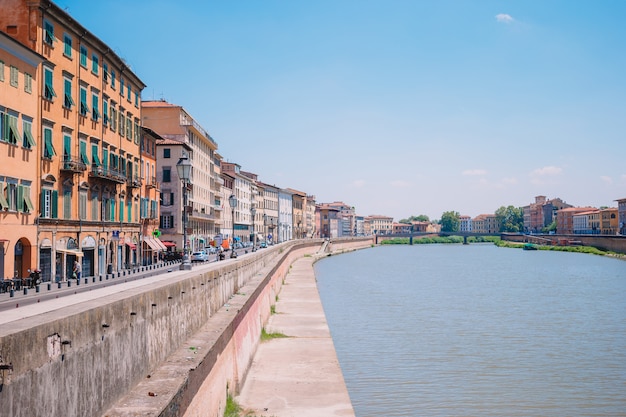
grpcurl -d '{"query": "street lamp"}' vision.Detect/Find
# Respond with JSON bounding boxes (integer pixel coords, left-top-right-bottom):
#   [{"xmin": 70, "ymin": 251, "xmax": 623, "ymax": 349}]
[
  {"xmin": 176, "ymin": 152, "xmax": 192, "ymax": 270},
  {"xmin": 229, "ymin": 194, "xmax": 237, "ymax": 258},
  {"xmin": 251, "ymin": 206, "xmax": 257, "ymax": 251}
]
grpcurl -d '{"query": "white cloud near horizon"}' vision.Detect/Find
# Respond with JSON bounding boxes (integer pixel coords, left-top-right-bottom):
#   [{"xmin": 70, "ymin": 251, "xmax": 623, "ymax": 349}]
[
  {"xmin": 462, "ymin": 169, "xmax": 487, "ymax": 176},
  {"xmin": 496, "ymin": 13, "xmax": 514, "ymax": 23},
  {"xmin": 529, "ymin": 166, "xmax": 563, "ymax": 185},
  {"xmin": 352, "ymin": 179, "xmax": 366, "ymax": 188}
]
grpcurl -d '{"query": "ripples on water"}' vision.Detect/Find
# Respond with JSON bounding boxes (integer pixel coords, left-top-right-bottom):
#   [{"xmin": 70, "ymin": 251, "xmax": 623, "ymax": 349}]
[{"xmin": 314, "ymin": 244, "xmax": 626, "ymax": 417}]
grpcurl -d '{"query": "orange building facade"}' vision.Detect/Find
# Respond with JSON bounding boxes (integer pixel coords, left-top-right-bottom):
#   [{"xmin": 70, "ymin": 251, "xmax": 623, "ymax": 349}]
[
  {"xmin": 0, "ymin": 1, "xmax": 147, "ymax": 280},
  {"xmin": 0, "ymin": 31, "xmax": 45, "ymax": 279}
]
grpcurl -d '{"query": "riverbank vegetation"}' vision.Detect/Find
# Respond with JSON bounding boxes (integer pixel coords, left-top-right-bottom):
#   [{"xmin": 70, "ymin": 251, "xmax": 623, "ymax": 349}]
[
  {"xmin": 380, "ymin": 236, "xmax": 625, "ymax": 258},
  {"xmin": 380, "ymin": 236, "xmax": 501, "ymax": 245}
]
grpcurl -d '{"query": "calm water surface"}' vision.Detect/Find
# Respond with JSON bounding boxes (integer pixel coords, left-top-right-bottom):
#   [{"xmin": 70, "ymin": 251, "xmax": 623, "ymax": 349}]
[{"xmin": 314, "ymin": 244, "xmax": 626, "ymax": 417}]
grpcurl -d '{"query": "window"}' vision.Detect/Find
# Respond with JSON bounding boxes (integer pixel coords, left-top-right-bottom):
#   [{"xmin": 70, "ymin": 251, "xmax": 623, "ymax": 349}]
[
  {"xmin": 63, "ymin": 34, "xmax": 72, "ymax": 57},
  {"xmin": 24, "ymin": 73, "xmax": 32, "ymax": 93},
  {"xmin": 44, "ymin": 67, "xmax": 56, "ymax": 100},
  {"xmin": 23, "ymin": 120, "xmax": 36, "ymax": 149},
  {"xmin": 163, "ymin": 148, "xmax": 171, "ymax": 158},
  {"xmin": 63, "ymin": 187, "xmax": 72, "ymax": 219},
  {"xmin": 120, "ymin": 77, "xmax": 124, "ymax": 95},
  {"xmin": 3, "ymin": 113, "xmax": 20, "ymax": 144},
  {"xmin": 63, "ymin": 134, "xmax": 71, "ymax": 161},
  {"xmin": 92, "ymin": 92, "xmax": 100, "ymax": 121},
  {"xmin": 119, "ymin": 199, "xmax": 124, "ymax": 222},
  {"xmin": 134, "ymin": 120, "xmax": 140, "ymax": 144},
  {"xmin": 110, "ymin": 105, "xmax": 117, "ymax": 131},
  {"xmin": 103, "ymin": 63, "xmax": 108, "ymax": 83},
  {"xmin": 134, "ymin": 90, "xmax": 139, "ymax": 107},
  {"xmin": 80, "ymin": 141, "xmax": 89, "ymax": 165},
  {"xmin": 43, "ymin": 127, "xmax": 56, "ymax": 159},
  {"xmin": 162, "ymin": 168, "xmax": 171, "ymax": 182},
  {"xmin": 103, "ymin": 98, "xmax": 109, "ymax": 125},
  {"xmin": 79, "ymin": 45, "xmax": 87, "ymax": 67},
  {"xmin": 10, "ymin": 66, "xmax": 18, "ymax": 87},
  {"xmin": 91, "ymin": 192, "xmax": 99, "ymax": 220},
  {"xmin": 111, "ymin": 69, "xmax": 115, "ymax": 88},
  {"xmin": 0, "ymin": 60, "xmax": 4, "ymax": 82},
  {"xmin": 91, "ymin": 144, "xmax": 101, "ymax": 167},
  {"xmin": 40, "ymin": 188, "xmax": 58, "ymax": 218},
  {"xmin": 91, "ymin": 53, "xmax": 99, "ymax": 75},
  {"xmin": 160, "ymin": 215, "xmax": 173, "ymax": 229},
  {"xmin": 79, "ymin": 189, "xmax": 87, "ymax": 219},
  {"xmin": 79, "ymin": 86, "xmax": 89, "ymax": 116},
  {"xmin": 44, "ymin": 20, "xmax": 55, "ymax": 45},
  {"xmin": 126, "ymin": 115, "xmax": 132, "ymax": 140},
  {"xmin": 64, "ymin": 78, "xmax": 74, "ymax": 108},
  {"xmin": 126, "ymin": 84, "xmax": 131, "ymax": 101},
  {"xmin": 5, "ymin": 182, "xmax": 17, "ymax": 211},
  {"xmin": 118, "ymin": 110, "xmax": 125, "ymax": 137}
]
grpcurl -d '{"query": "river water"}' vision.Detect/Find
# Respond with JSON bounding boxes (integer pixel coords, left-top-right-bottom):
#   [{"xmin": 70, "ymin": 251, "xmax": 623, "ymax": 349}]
[{"xmin": 314, "ymin": 244, "xmax": 626, "ymax": 417}]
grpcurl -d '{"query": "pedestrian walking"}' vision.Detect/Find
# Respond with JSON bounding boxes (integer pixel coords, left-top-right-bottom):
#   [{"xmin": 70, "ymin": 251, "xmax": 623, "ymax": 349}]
[{"xmin": 73, "ymin": 260, "xmax": 82, "ymax": 281}]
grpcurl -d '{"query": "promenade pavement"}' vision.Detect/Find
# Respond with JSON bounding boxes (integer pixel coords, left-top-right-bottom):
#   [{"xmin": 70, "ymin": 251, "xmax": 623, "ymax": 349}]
[{"xmin": 236, "ymin": 255, "xmax": 355, "ymax": 417}]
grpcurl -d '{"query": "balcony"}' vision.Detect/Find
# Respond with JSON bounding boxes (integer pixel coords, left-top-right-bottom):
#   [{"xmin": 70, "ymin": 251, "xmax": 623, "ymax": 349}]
[
  {"xmin": 127, "ymin": 175, "xmax": 142, "ymax": 188},
  {"xmin": 146, "ymin": 176, "xmax": 159, "ymax": 189},
  {"xmin": 89, "ymin": 165, "xmax": 127, "ymax": 184},
  {"xmin": 61, "ymin": 156, "xmax": 87, "ymax": 173}
]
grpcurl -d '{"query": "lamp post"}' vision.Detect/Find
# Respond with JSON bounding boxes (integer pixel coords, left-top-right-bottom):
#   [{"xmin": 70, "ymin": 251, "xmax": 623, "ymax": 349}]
[
  {"xmin": 229, "ymin": 194, "xmax": 237, "ymax": 258},
  {"xmin": 176, "ymin": 153, "xmax": 192, "ymax": 270},
  {"xmin": 251, "ymin": 206, "xmax": 257, "ymax": 252}
]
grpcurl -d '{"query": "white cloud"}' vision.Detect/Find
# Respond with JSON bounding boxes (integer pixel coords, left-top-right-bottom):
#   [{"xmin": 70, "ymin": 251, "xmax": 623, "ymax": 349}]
[
  {"xmin": 600, "ymin": 176, "xmax": 612, "ymax": 184},
  {"xmin": 530, "ymin": 166, "xmax": 562, "ymax": 177},
  {"xmin": 390, "ymin": 180, "xmax": 411, "ymax": 188},
  {"xmin": 352, "ymin": 179, "xmax": 366, "ymax": 188},
  {"xmin": 462, "ymin": 169, "xmax": 487, "ymax": 176},
  {"xmin": 496, "ymin": 13, "xmax": 514, "ymax": 23},
  {"xmin": 529, "ymin": 166, "xmax": 563, "ymax": 185}
]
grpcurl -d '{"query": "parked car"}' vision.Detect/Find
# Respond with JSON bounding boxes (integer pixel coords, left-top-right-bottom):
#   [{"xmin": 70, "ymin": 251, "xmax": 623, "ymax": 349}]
[
  {"xmin": 164, "ymin": 251, "xmax": 182, "ymax": 261},
  {"xmin": 259, "ymin": 242, "xmax": 267, "ymax": 249},
  {"xmin": 205, "ymin": 246, "xmax": 218, "ymax": 255},
  {"xmin": 191, "ymin": 251, "xmax": 209, "ymax": 262}
]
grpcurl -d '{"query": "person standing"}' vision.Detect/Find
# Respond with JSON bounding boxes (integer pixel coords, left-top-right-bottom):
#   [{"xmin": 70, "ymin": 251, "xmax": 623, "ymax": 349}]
[{"xmin": 73, "ymin": 260, "xmax": 82, "ymax": 281}]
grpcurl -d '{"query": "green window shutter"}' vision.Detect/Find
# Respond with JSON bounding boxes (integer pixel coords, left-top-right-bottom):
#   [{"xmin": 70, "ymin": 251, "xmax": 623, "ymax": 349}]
[
  {"xmin": 80, "ymin": 141, "xmax": 89, "ymax": 164},
  {"xmin": 0, "ymin": 183, "xmax": 9, "ymax": 210},
  {"xmin": 92, "ymin": 144, "xmax": 101, "ymax": 167},
  {"xmin": 17, "ymin": 185, "xmax": 24, "ymax": 212},
  {"xmin": 44, "ymin": 69, "xmax": 56, "ymax": 100},
  {"xmin": 51, "ymin": 190, "xmax": 58, "ymax": 219},
  {"xmin": 92, "ymin": 94, "xmax": 100, "ymax": 120},
  {"xmin": 64, "ymin": 34, "xmax": 72, "ymax": 56},
  {"xmin": 103, "ymin": 100, "xmax": 108, "ymax": 125},
  {"xmin": 63, "ymin": 135, "xmax": 71, "ymax": 158},
  {"xmin": 111, "ymin": 200, "xmax": 116, "ymax": 221},
  {"xmin": 80, "ymin": 88, "xmax": 89, "ymax": 115},
  {"xmin": 24, "ymin": 187, "xmax": 34, "ymax": 212},
  {"xmin": 127, "ymin": 201, "xmax": 132, "ymax": 222},
  {"xmin": 44, "ymin": 129, "xmax": 56, "ymax": 157},
  {"xmin": 8, "ymin": 116, "xmax": 20, "ymax": 144},
  {"xmin": 23, "ymin": 121, "xmax": 36, "ymax": 148},
  {"xmin": 103, "ymin": 149, "xmax": 108, "ymax": 170},
  {"xmin": 64, "ymin": 79, "xmax": 74, "ymax": 108}
]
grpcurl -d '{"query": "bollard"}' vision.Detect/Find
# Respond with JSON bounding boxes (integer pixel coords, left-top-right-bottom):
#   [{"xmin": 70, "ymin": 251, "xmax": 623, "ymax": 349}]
[
  {"xmin": 67, "ymin": 280, "xmax": 72, "ymax": 287},
  {"xmin": 76, "ymin": 278, "xmax": 80, "ymax": 286},
  {"xmin": 99, "ymin": 275, "xmax": 102, "ymax": 281},
  {"xmin": 58, "ymin": 282, "xmax": 62, "ymax": 289},
  {"xmin": 36, "ymin": 285, "xmax": 40, "ymax": 293},
  {"xmin": 23, "ymin": 288, "xmax": 28, "ymax": 295},
  {"xmin": 85, "ymin": 278, "xmax": 88, "ymax": 284},
  {"xmin": 92, "ymin": 277, "xmax": 96, "ymax": 283},
  {"xmin": 10, "ymin": 289, "xmax": 14, "ymax": 297},
  {"xmin": 47, "ymin": 283, "xmax": 51, "ymax": 291}
]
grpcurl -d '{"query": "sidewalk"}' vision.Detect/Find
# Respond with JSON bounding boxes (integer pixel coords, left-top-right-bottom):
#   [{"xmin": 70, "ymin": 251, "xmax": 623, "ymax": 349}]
[{"xmin": 236, "ymin": 256, "xmax": 355, "ymax": 417}]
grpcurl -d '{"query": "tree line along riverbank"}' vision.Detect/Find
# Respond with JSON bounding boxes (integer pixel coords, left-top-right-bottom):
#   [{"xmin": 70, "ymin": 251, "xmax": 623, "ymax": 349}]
[{"xmin": 379, "ymin": 236, "xmax": 626, "ymax": 259}]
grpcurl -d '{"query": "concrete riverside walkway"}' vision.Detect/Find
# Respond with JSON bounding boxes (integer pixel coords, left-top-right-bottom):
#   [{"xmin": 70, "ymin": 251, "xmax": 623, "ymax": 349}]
[{"xmin": 236, "ymin": 255, "xmax": 355, "ymax": 417}]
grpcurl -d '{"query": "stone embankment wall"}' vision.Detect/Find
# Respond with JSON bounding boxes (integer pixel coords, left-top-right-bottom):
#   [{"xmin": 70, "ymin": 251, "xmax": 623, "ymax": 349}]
[
  {"xmin": 502, "ymin": 233, "xmax": 626, "ymax": 254},
  {"xmin": 0, "ymin": 237, "xmax": 373, "ymax": 417}
]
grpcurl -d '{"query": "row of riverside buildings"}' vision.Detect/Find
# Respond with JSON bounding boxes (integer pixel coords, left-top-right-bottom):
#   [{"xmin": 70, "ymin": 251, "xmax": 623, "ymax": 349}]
[{"xmin": 0, "ymin": 0, "xmax": 395, "ymax": 282}]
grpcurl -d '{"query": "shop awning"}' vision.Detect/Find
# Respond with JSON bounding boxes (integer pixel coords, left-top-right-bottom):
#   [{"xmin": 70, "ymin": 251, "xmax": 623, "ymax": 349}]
[
  {"xmin": 126, "ymin": 242, "xmax": 137, "ymax": 250},
  {"xmin": 162, "ymin": 241, "xmax": 176, "ymax": 248},
  {"xmin": 153, "ymin": 238, "xmax": 167, "ymax": 251},
  {"xmin": 143, "ymin": 237, "xmax": 161, "ymax": 251},
  {"xmin": 55, "ymin": 248, "xmax": 84, "ymax": 257}
]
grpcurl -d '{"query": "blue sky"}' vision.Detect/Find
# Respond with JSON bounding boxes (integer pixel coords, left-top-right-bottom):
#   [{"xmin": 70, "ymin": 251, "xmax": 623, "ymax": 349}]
[{"xmin": 57, "ymin": 0, "xmax": 626, "ymax": 220}]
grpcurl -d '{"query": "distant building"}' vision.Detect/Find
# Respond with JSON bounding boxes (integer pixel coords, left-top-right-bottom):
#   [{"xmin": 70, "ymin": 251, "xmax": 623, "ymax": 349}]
[
  {"xmin": 367, "ymin": 215, "xmax": 394, "ymax": 235},
  {"xmin": 392, "ymin": 223, "xmax": 412, "ymax": 234},
  {"xmin": 459, "ymin": 215, "xmax": 472, "ymax": 232},
  {"xmin": 600, "ymin": 207, "xmax": 618, "ymax": 235},
  {"xmin": 472, "ymin": 214, "xmax": 500, "ymax": 234},
  {"xmin": 556, "ymin": 207, "xmax": 597, "ymax": 234},
  {"xmin": 316, "ymin": 204, "xmax": 340, "ymax": 238},
  {"xmin": 523, "ymin": 195, "xmax": 573, "ymax": 233},
  {"xmin": 616, "ymin": 198, "xmax": 626, "ymax": 235}
]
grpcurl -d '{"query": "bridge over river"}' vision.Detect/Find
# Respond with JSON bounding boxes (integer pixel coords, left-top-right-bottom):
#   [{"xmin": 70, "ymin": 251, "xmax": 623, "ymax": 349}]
[{"xmin": 376, "ymin": 231, "xmax": 501, "ymax": 245}]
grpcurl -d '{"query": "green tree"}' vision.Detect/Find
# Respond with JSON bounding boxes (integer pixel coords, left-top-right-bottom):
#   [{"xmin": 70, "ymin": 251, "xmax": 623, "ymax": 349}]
[
  {"xmin": 542, "ymin": 220, "xmax": 556, "ymax": 234},
  {"xmin": 399, "ymin": 214, "xmax": 430, "ymax": 224},
  {"xmin": 440, "ymin": 211, "xmax": 460, "ymax": 232},
  {"xmin": 495, "ymin": 205, "xmax": 524, "ymax": 232}
]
